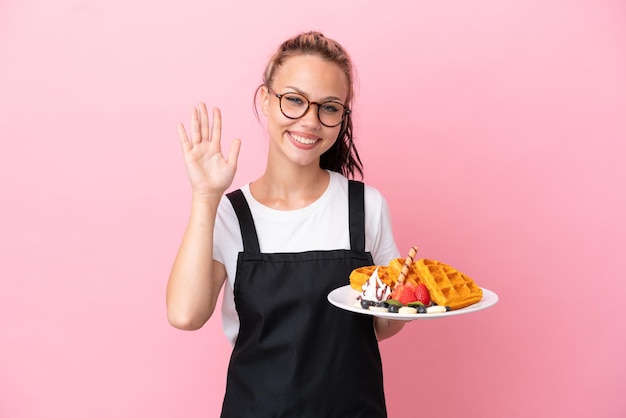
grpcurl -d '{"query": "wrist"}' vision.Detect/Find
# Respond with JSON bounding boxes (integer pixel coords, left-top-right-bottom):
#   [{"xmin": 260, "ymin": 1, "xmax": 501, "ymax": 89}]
[{"xmin": 191, "ymin": 190, "xmax": 223, "ymax": 205}]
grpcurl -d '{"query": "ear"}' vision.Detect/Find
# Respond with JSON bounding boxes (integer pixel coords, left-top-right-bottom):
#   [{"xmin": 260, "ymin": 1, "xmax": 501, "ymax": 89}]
[{"xmin": 259, "ymin": 85, "xmax": 270, "ymax": 117}]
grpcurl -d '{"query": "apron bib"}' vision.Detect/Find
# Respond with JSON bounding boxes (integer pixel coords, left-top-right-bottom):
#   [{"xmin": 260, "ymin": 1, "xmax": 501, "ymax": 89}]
[{"xmin": 221, "ymin": 181, "xmax": 386, "ymax": 418}]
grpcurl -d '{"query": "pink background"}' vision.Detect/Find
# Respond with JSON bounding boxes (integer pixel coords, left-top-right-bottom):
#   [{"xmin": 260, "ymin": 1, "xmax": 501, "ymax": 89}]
[{"xmin": 1, "ymin": 0, "xmax": 625, "ymax": 417}]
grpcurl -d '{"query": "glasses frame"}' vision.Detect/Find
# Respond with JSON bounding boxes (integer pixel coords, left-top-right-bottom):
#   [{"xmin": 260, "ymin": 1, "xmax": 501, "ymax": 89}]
[{"xmin": 267, "ymin": 87, "xmax": 351, "ymax": 128}]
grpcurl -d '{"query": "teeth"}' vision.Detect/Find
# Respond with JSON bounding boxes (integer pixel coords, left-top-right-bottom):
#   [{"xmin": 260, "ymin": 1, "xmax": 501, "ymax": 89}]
[{"xmin": 291, "ymin": 133, "xmax": 317, "ymax": 145}]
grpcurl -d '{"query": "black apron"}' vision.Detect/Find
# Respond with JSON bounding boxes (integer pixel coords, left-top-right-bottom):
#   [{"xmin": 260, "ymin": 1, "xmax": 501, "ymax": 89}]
[{"xmin": 221, "ymin": 180, "xmax": 386, "ymax": 418}]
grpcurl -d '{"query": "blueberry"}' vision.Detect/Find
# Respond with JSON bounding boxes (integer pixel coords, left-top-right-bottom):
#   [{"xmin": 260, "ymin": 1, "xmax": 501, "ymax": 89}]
[
  {"xmin": 417, "ymin": 305, "xmax": 426, "ymax": 314},
  {"xmin": 360, "ymin": 300, "xmax": 374, "ymax": 309},
  {"xmin": 388, "ymin": 305, "xmax": 400, "ymax": 313}
]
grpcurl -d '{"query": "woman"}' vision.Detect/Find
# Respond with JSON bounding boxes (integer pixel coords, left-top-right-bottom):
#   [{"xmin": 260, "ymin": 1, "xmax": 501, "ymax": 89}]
[{"xmin": 167, "ymin": 31, "xmax": 404, "ymax": 417}]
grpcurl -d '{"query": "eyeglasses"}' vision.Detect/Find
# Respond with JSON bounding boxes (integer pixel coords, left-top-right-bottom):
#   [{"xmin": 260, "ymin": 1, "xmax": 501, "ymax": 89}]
[{"xmin": 267, "ymin": 87, "xmax": 350, "ymax": 128}]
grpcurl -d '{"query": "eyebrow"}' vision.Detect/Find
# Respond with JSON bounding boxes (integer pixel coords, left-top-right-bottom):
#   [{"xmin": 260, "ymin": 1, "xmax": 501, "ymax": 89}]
[{"xmin": 283, "ymin": 85, "xmax": 345, "ymax": 103}]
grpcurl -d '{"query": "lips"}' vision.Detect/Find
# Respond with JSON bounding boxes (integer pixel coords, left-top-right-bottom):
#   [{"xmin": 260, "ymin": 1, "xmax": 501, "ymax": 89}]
[{"xmin": 290, "ymin": 132, "xmax": 319, "ymax": 145}]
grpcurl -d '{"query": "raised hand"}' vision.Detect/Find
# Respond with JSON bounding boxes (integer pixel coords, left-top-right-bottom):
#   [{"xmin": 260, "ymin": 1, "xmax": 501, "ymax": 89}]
[{"xmin": 177, "ymin": 103, "xmax": 241, "ymax": 199}]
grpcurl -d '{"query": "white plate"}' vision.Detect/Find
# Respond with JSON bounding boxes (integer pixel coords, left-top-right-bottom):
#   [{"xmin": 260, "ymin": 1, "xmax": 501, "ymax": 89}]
[{"xmin": 327, "ymin": 285, "xmax": 499, "ymax": 320}]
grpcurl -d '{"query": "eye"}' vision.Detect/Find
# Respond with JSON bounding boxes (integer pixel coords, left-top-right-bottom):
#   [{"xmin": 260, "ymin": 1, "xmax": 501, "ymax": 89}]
[
  {"xmin": 284, "ymin": 94, "xmax": 306, "ymax": 106},
  {"xmin": 320, "ymin": 102, "xmax": 342, "ymax": 114}
]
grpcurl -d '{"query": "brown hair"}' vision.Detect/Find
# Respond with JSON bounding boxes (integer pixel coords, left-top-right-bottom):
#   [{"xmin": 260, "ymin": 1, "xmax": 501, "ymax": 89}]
[{"xmin": 256, "ymin": 31, "xmax": 364, "ymax": 179}]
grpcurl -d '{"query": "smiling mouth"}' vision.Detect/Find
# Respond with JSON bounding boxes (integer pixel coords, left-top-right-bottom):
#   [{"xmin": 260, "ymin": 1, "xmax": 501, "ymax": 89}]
[{"xmin": 290, "ymin": 133, "xmax": 318, "ymax": 145}]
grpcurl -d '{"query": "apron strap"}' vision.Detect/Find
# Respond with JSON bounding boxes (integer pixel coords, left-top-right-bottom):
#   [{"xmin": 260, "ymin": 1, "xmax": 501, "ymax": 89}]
[
  {"xmin": 226, "ymin": 189, "xmax": 261, "ymax": 253},
  {"xmin": 348, "ymin": 180, "xmax": 366, "ymax": 252}
]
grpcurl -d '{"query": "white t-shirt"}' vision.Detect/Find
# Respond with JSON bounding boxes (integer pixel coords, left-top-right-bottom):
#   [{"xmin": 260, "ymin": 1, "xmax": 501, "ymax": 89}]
[{"xmin": 214, "ymin": 170, "xmax": 400, "ymax": 346}]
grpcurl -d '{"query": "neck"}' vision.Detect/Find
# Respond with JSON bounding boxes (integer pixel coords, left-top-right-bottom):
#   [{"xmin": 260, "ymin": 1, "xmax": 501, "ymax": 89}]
[{"xmin": 250, "ymin": 163, "xmax": 330, "ymax": 210}]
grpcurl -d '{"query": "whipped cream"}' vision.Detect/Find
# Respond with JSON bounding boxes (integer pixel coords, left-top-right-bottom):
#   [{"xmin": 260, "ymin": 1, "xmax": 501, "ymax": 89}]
[{"xmin": 358, "ymin": 267, "xmax": 391, "ymax": 302}]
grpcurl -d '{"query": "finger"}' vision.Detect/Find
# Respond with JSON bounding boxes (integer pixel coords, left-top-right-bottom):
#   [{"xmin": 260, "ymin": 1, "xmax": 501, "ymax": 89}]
[
  {"xmin": 199, "ymin": 102, "xmax": 210, "ymax": 141},
  {"xmin": 190, "ymin": 107, "xmax": 201, "ymax": 144},
  {"xmin": 227, "ymin": 138, "xmax": 242, "ymax": 166},
  {"xmin": 177, "ymin": 122, "xmax": 191, "ymax": 151},
  {"xmin": 210, "ymin": 107, "xmax": 222, "ymax": 146}
]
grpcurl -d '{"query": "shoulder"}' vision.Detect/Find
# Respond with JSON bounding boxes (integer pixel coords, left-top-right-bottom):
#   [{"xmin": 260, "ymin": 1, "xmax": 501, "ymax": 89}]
[
  {"xmin": 214, "ymin": 187, "xmax": 246, "ymax": 261},
  {"xmin": 328, "ymin": 171, "xmax": 385, "ymax": 199},
  {"xmin": 327, "ymin": 171, "xmax": 389, "ymax": 212},
  {"xmin": 363, "ymin": 182, "xmax": 386, "ymax": 204},
  {"xmin": 216, "ymin": 191, "xmax": 237, "ymax": 222}
]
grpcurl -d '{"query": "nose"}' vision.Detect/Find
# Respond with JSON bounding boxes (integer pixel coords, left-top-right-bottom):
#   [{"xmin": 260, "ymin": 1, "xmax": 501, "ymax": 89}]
[{"xmin": 299, "ymin": 103, "xmax": 321, "ymax": 128}]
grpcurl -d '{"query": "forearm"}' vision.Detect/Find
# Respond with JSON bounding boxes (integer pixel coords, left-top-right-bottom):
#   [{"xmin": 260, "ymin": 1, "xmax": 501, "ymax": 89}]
[
  {"xmin": 166, "ymin": 196, "xmax": 225, "ymax": 330},
  {"xmin": 374, "ymin": 317, "xmax": 406, "ymax": 341}
]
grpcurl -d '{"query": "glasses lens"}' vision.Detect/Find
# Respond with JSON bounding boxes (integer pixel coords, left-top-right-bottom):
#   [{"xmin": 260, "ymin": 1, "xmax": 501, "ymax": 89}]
[
  {"xmin": 280, "ymin": 93, "xmax": 309, "ymax": 119},
  {"xmin": 317, "ymin": 102, "xmax": 345, "ymax": 127},
  {"xmin": 280, "ymin": 93, "xmax": 346, "ymax": 127}
]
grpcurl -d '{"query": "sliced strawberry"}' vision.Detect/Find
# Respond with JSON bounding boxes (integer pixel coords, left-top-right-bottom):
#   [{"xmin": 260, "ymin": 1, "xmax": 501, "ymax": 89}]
[
  {"xmin": 390, "ymin": 283, "xmax": 403, "ymax": 300},
  {"xmin": 392, "ymin": 283, "xmax": 416, "ymax": 305},
  {"xmin": 414, "ymin": 283, "xmax": 431, "ymax": 305}
]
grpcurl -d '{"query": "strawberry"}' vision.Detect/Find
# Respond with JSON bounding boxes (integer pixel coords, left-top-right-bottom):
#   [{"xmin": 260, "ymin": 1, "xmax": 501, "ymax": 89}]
[
  {"xmin": 392, "ymin": 282, "xmax": 417, "ymax": 305},
  {"xmin": 390, "ymin": 283, "xmax": 403, "ymax": 301},
  {"xmin": 391, "ymin": 283, "xmax": 415, "ymax": 305},
  {"xmin": 414, "ymin": 283, "xmax": 431, "ymax": 305}
]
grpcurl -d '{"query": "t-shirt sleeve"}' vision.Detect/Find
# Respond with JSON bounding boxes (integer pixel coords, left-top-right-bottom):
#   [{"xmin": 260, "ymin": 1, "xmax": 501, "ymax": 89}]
[
  {"xmin": 364, "ymin": 185, "xmax": 400, "ymax": 265},
  {"xmin": 213, "ymin": 196, "xmax": 241, "ymax": 268}
]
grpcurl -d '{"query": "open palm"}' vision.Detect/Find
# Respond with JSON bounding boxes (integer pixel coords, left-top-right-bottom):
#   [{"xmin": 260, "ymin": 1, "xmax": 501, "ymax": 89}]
[{"xmin": 177, "ymin": 104, "xmax": 241, "ymax": 198}]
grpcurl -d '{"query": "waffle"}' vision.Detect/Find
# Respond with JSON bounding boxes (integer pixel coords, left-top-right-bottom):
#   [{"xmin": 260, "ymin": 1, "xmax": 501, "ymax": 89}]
[
  {"xmin": 415, "ymin": 259, "xmax": 482, "ymax": 310},
  {"xmin": 349, "ymin": 265, "xmax": 393, "ymax": 291},
  {"xmin": 387, "ymin": 258, "xmax": 420, "ymax": 286}
]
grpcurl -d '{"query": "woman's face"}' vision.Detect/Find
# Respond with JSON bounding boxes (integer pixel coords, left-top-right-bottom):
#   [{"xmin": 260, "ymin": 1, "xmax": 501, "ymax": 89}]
[{"xmin": 260, "ymin": 54, "xmax": 349, "ymax": 169}]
